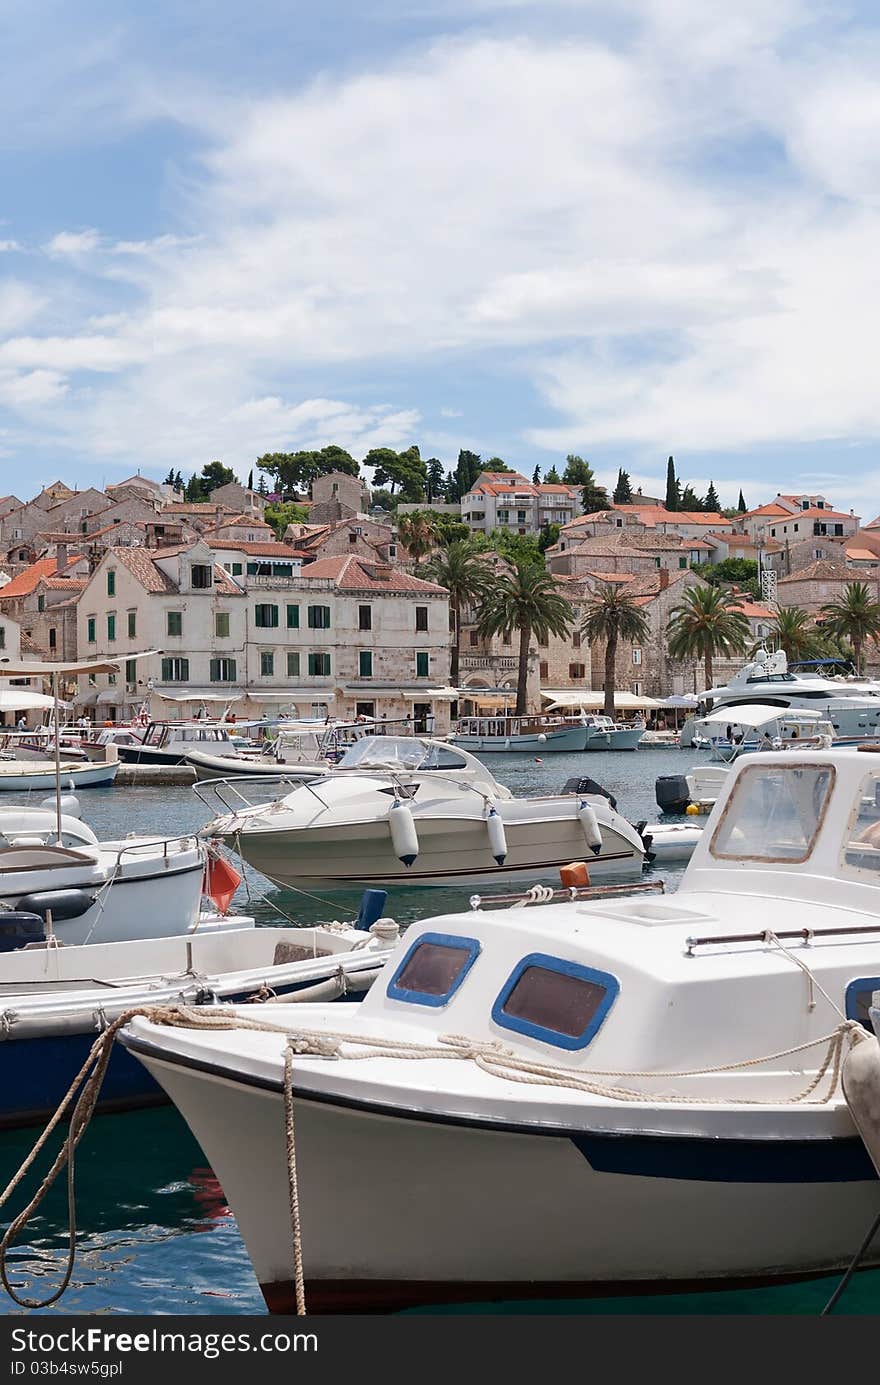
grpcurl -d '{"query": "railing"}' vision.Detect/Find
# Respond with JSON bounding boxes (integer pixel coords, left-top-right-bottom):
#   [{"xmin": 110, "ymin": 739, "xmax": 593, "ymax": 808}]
[{"xmin": 460, "ymin": 655, "xmax": 519, "ymax": 671}]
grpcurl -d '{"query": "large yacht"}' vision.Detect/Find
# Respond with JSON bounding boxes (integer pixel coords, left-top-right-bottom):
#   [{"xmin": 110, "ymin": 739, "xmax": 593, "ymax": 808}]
[{"xmin": 680, "ymin": 647, "xmax": 880, "ymax": 745}]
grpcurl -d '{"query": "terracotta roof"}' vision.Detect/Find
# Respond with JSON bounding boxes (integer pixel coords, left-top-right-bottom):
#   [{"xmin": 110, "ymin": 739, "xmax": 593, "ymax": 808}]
[
  {"xmin": 159, "ymin": 502, "xmax": 236, "ymax": 515},
  {"xmin": 581, "ymin": 570, "xmax": 636, "ymax": 583},
  {"xmin": 743, "ymin": 503, "xmax": 790, "ymax": 518},
  {"xmin": 202, "ymin": 514, "xmax": 274, "ymax": 531},
  {"xmin": 112, "ymin": 547, "xmax": 178, "ymax": 593},
  {"xmin": 777, "ymin": 561, "xmax": 853, "ymax": 583},
  {"xmin": 303, "ymin": 555, "xmax": 447, "ymax": 594},
  {"xmin": 732, "ymin": 600, "xmax": 775, "ymax": 619},
  {"xmin": 792, "ymin": 507, "xmax": 854, "ymax": 521},
  {"xmin": 0, "ymin": 559, "xmax": 60, "ymax": 599},
  {"xmin": 845, "ymin": 548, "xmax": 879, "ymax": 561},
  {"xmin": 204, "ymin": 540, "xmax": 302, "ymax": 558},
  {"xmin": 39, "ymin": 576, "xmax": 87, "ymax": 592}
]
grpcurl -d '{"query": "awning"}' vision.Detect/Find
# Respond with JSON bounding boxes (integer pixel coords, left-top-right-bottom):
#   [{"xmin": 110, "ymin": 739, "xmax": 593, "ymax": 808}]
[
  {"xmin": 457, "ymin": 691, "xmax": 517, "ymax": 707},
  {"xmin": 77, "ymin": 690, "xmax": 100, "ymax": 708},
  {"xmin": 153, "ymin": 690, "xmax": 244, "ymax": 704},
  {"xmin": 657, "ymin": 693, "xmax": 700, "ymax": 707},
  {"xmin": 96, "ymin": 688, "xmax": 123, "ymax": 706},
  {"xmin": 340, "ymin": 685, "xmax": 459, "ymax": 701},
  {"xmin": 0, "ymin": 689, "xmax": 63, "ymax": 712},
  {"xmin": 698, "ymin": 703, "xmax": 827, "ymax": 729},
  {"xmin": 541, "ymin": 689, "xmax": 662, "ymax": 710},
  {"xmin": 242, "ymin": 690, "xmax": 333, "ymax": 703}
]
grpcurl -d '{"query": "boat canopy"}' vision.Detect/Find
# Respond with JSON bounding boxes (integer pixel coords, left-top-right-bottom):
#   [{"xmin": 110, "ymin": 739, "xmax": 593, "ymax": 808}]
[
  {"xmin": 699, "ymin": 703, "xmax": 829, "ymax": 730},
  {"xmin": 541, "ymin": 690, "xmax": 661, "ymax": 710}
]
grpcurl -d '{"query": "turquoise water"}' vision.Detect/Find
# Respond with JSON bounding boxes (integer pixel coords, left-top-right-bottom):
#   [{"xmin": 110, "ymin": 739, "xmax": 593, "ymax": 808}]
[{"xmin": 1, "ymin": 746, "xmax": 878, "ymax": 1316}]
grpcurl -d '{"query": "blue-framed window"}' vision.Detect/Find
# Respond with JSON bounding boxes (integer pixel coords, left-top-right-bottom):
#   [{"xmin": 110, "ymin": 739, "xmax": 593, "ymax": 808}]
[
  {"xmin": 491, "ymin": 953, "xmax": 619, "ymax": 1050},
  {"xmin": 845, "ymin": 977, "xmax": 880, "ymax": 1030},
  {"xmin": 386, "ymin": 932, "xmax": 481, "ymax": 1008}
]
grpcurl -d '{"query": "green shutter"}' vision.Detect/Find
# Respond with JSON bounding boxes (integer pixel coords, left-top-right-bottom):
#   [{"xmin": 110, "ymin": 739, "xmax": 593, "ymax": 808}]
[
  {"xmin": 127, "ymin": 612, "xmax": 136, "ymax": 637},
  {"xmin": 107, "ymin": 614, "xmax": 116, "ymax": 642},
  {"xmin": 417, "ymin": 652, "xmax": 429, "ymax": 677},
  {"xmin": 359, "ymin": 651, "xmax": 372, "ymax": 677},
  {"xmin": 286, "ymin": 604, "xmax": 299, "ymax": 628},
  {"xmin": 87, "ymin": 617, "xmax": 96, "ymax": 643},
  {"xmin": 287, "ymin": 652, "xmax": 300, "ymax": 677},
  {"xmin": 107, "ymin": 571, "xmax": 115, "ymax": 597}
]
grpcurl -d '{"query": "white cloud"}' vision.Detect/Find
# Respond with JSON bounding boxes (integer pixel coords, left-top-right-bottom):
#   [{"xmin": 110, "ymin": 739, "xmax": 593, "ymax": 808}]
[{"xmin": 2, "ymin": 1, "xmax": 880, "ymax": 490}]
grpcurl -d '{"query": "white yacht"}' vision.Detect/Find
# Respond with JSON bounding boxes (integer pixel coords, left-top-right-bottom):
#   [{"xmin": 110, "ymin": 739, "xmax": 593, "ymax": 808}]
[
  {"xmin": 202, "ymin": 736, "xmax": 649, "ymax": 888},
  {"xmin": 123, "ymin": 745, "xmax": 880, "ymax": 1313},
  {"xmin": 680, "ymin": 647, "xmax": 880, "ymax": 746}
]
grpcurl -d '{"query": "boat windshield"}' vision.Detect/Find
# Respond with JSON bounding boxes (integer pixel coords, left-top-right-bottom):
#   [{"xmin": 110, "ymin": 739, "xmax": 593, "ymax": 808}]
[
  {"xmin": 710, "ymin": 763, "xmax": 834, "ymax": 863},
  {"xmin": 843, "ymin": 772, "xmax": 880, "ymax": 877},
  {"xmin": 336, "ymin": 736, "xmax": 469, "ymax": 772}
]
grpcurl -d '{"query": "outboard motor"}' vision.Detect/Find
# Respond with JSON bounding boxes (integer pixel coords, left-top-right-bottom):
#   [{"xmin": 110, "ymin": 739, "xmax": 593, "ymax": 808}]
[
  {"xmin": 655, "ymin": 774, "xmax": 691, "ymax": 816},
  {"xmin": 560, "ymin": 776, "xmax": 618, "ymax": 811},
  {"xmin": 0, "ymin": 911, "xmax": 46, "ymax": 953}
]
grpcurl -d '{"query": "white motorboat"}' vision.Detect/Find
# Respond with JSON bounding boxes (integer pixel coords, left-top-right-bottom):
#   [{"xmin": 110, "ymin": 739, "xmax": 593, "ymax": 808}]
[
  {"xmin": 0, "ymin": 804, "xmax": 212, "ymax": 945},
  {"xmin": 578, "ymin": 714, "xmax": 644, "ymax": 751},
  {"xmin": 656, "ymin": 708, "xmax": 835, "ymax": 815},
  {"xmin": 124, "ymin": 745, "xmax": 880, "ymax": 1313},
  {"xmin": 202, "ymin": 736, "xmax": 648, "ymax": 888},
  {"xmin": 680, "ymin": 647, "xmax": 880, "ymax": 746},
  {"xmin": 451, "ymin": 715, "xmax": 588, "ymax": 753},
  {"xmin": 0, "ymin": 758, "xmax": 118, "ymax": 791},
  {"xmin": 185, "ymin": 726, "xmax": 340, "ymax": 782},
  {"xmin": 0, "ymin": 905, "xmax": 395, "ymax": 1130}
]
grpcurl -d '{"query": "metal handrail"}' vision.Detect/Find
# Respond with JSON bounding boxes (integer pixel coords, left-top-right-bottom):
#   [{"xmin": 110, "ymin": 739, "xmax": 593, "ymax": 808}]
[
  {"xmin": 684, "ymin": 923, "xmax": 880, "ymax": 956},
  {"xmin": 469, "ymin": 880, "xmax": 666, "ymax": 910}
]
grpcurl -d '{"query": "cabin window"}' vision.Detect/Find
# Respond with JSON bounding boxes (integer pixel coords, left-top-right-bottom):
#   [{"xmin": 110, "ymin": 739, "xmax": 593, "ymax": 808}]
[
  {"xmin": 842, "ymin": 773, "xmax": 880, "ymax": 876},
  {"xmin": 491, "ymin": 954, "xmax": 619, "ymax": 1050},
  {"xmin": 845, "ymin": 977, "xmax": 880, "ymax": 1031},
  {"xmin": 386, "ymin": 933, "xmax": 481, "ymax": 1008},
  {"xmin": 710, "ymin": 763, "xmax": 834, "ymax": 864}
]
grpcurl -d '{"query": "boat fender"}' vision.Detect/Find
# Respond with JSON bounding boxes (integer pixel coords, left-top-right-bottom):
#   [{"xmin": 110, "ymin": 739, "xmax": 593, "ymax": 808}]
[
  {"xmin": 15, "ymin": 889, "xmax": 95, "ymax": 923},
  {"xmin": 842, "ymin": 1029, "xmax": 880, "ymax": 1177},
  {"xmin": 204, "ymin": 849, "xmax": 242, "ymax": 915},
  {"xmin": 577, "ymin": 800, "xmax": 603, "ymax": 856},
  {"xmin": 388, "ymin": 798, "xmax": 419, "ymax": 867},
  {"xmin": 0, "ymin": 911, "xmax": 45, "ymax": 953},
  {"xmin": 355, "ymin": 888, "xmax": 389, "ymax": 932},
  {"xmin": 537, "ymin": 733, "xmax": 547, "ymax": 743},
  {"xmin": 560, "ymin": 862, "xmax": 590, "ymax": 889},
  {"xmin": 486, "ymin": 806, "xmax": 508, "ymax": 865}
]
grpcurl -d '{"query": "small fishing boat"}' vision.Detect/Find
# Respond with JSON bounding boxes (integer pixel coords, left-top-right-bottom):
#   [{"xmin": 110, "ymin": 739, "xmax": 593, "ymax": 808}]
[
  {"xmin": 578, "ymin": 714, "xmax": 645, "ymax": 752},
  {"xmin": 0, "ymin": 757, "xmax": 118, "ymax": 791},
  {"xmin": 451, "ymin": 715, "xmax": 588, "ymax": 753},
  {"xmin": 124, "ymin": 745, "xmax": 880, "ymax": 1313},
  {"xmin": 0, "ymin": 892, "xmax": 396, "ymax": 1130},
  {"xmin": 201, "ymin": 736, "xmax": 649, "ymax": 888}
]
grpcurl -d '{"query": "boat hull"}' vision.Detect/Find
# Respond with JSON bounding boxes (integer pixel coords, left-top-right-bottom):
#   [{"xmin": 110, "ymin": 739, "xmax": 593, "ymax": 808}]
[
  {"xmin": 451, "ymin": 727, "xmax": 587, "ymax": 753},
  {"xmin": 219, "ymin": 810, "xmax": 644, "ymax": 888},
  {"xmin": 0, "ymin": 761, "xmax": 118, "ymax": 790},
  {"xmin": 583, "ymin": 728, "xmax": 643, "ymax": 752},
  {"xmin": 126, "ymin": 1054, "xmax": 880, "ymax": 1313}
]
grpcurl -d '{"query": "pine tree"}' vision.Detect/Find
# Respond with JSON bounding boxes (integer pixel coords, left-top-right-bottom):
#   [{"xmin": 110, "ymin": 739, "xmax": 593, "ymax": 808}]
[
  {"xmin": 665, "ymin": 456, "xmax": 680, "ymax": 511},
  {"xmin": 679, "ymin": 483, "xmax": 701, "ymax": 512},
  {"xmin": 738, "ymin": 489, "xmax": 747, "ymax": 512},
  {"xmin": 704, "ymin": 480, "xmax": 720, "ymax": 513},
  {"xmin": 545, "ymin": 465, "xmax": 562, "ymax": 484},
  {"xmin": 532, "ymin": 465, "xmax": 541, "ymax": 484},
  {"xmin": 613, "ymin": 469, "xmax": 633, "ymax": 504}
]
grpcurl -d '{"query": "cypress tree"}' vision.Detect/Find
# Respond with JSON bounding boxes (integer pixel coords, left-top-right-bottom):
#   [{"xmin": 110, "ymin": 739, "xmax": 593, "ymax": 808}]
[
  {"xmin": 738, "ymin": 489, "xmax": 747, "ymax": 512},
  {"xmin": 665, "ymin": 456, "xmax": 680, "ymax": 511}
]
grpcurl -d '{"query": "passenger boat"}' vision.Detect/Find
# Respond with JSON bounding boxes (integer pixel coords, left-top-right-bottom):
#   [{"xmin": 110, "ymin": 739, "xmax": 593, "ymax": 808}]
[
  {"xmin": 451, "ymin": 715, "xmax": 587, "ymax": 753},
  {"xmin": 201, "ymin": 736, "xmax": 649, "ymax": 888},
  {"xmin": 579, "ymin": 714, "xmax": 644, "ymax": 752},
  {"xmin": 0, "ymin": 897, "xmax": 395, "ymax": 1130},
  {"xmin": 125, "ymin": 744, "xmax": 880, "ymax": 1312}
]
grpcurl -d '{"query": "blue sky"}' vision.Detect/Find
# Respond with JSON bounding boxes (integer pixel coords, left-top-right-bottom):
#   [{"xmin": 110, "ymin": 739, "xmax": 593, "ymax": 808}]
[{"xmin": 1, "ymin": 0, "xmax": 880, "ymax": 517}]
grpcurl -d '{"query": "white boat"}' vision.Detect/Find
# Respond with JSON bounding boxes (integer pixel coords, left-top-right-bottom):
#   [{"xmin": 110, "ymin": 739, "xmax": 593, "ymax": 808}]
[
  {"xmin": 0, "ymin": 758, "xmax": 118, "ymax": 791},
  {"xmin": 0, "ymin": 910, "xmax": 395, "ymax": 1130},
  {"xmin": 0, "ymin": 804, "xmax": 211, "ymax": 945},
  {"xmin": 680, "ymin": 647, "xmax": 880, "ymax": 746},
  {"xmin": 578, "ymin": 714, "xmax": 644, "ymax": 751},
  {"xmin": 202, "ymin": 736, "xmax": 648, "ymax": 888},
  {"xmin": 451, "ymin": 715, "xmax": 588, "ymax": 753},
  {"xmin": 185, "ymin": 725, "xmax": 345, "ymax": 782},
  {"xmin": 656, "ymin": 708, "xmax": 835, "ymax": 815},
  {"xmin": 124, "ymin": 745, "xmax": 880, "ymax": 1313}
]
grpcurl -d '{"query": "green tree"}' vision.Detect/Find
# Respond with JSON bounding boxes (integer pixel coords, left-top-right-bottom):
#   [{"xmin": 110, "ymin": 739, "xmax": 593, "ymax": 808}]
[
  {"xmin": 263, "ymin": 501, "xmax": 310, "ymax": 538},
  {"xmin": 364, "ymin": 445, "xmax": 426, "ymax": 501},
  {"xmin": 446, "ymin": 449, "xmax": 483, "ymax": 502},
  {"xmin": 538, "ymin": 522, "xmax": 561, "ymax": 554},
  {"xmin": 477, "ymin": 561, "xmax": 573, "ymax": 715},
  {"xmin": 490, "ymin": 530, "xmax": 545, "ymax": 568},
  {"xmin": 574, "ymin": 459, "xmax": 609, "ymax": 515},
  {"xmin": 679, "ymin": 483, "xmax": 701, "ymax": 512},
  {"xmin": 544, "ymin": 465, "xmax": 562, "ymax": 484},
  {"xmin": 485, "ymin": 456, "xmax": 513, "ymax": 472},
  {"xmin": 613, "ymin": 469, "xmax": 633, "ymax": 504},
  {"xmin": 246, "ymin": 469, "xmax": 254, "ymax": 491},
  {"xmin": 425, "ymin": 458, "xmax": 445, "ymax": 503},
  {"xmin": 425, "ymin": 540, "xmax": 492, "ymax": 685},
  {"xmin": 667, "ymin": 584, "xmax": 750, "ymax": 691},
  {"xmin": 692, "ymin": 558, "xmax": 760, "ymax": 600},
  {"xmin": 704, "ymin": 480, "xmax": 720, "ymax": 513},
  {"xmin": 397, "ymin": 511, "xmax": 439, "ymax": 566},
  {"xmin": 665, "ymin": 456, "xmax": 680, "ymax": 511},
  {"xmin": 257, "ymin": 474, "xmax": 269, "ymax": 496},
  {"xmin": 369, "ymin": 488, "xmax": 398, "ymax": 512},
  {"xmin": 760, "ymin": 605, "xmax": 823, "ymax": 662},
  {"xmin": 738, "ymin": 489, "xmax": 747, "ymax": 512},
  {"xmin": 429, "ymin": 512, "xmax": 470, "ymax": 545},
  {"xmin": 532, "ymin": 465, "xmax": 541, "ymax": 484},
  {"xmin": 256, "ymin": 446, "xmax": 357, "ymax": 496},
  {"xmin": 562, "ymin": 455, "xmax": 592, "ymax": 486},
  {"xmin": 580, "ymin": 585, "xmax": 650, "ymax": 717},
  {"xmin": 819, "ymin": 582, "xmax": 880, "ymax": 675}
]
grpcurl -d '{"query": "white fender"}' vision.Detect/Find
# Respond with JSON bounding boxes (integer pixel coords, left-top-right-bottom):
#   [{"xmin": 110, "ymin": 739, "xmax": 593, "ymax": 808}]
[
  {"xmin": 577, "ymin": 799, "xmax": 603, "ymax": 856},
  {"xmin": 537, "ymin": 733, "xmax": 547, "ymax": 744},
  {"xmin": 486, "ymin": 806, "xmax": 508, "ymax": 865},
  {"xmin": 388, "ymin": 798, "xmax": 419, "ymax": 867},
  {"xmin": 842, "ymin": 1029, "xmax": 880, "ymax": 1177}
]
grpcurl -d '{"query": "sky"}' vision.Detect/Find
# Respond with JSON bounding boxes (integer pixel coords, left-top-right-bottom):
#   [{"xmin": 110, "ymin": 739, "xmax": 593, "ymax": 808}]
[{"xmin": 1, "ymin": 0, "xmax": 880, "ymax": 516}]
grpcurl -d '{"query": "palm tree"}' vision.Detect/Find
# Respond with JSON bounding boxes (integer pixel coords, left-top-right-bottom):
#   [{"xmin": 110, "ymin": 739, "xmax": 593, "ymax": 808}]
[
  {"xmin": 476, "ymin": 561, "xmax": 573, "ymax": 714},
  {"xmin": 820, "ymin": 582, "xmax": 880, "ymax": 675},
  {"xmin": 666, "ymin": 584, "xmax": 750, "ymax": 691},
  {"xmin": 580, "ymin": 585, "xmax": 650, "ymax": 717},
  {"xmin": 425, "ymin": 540, "xmax": 492, "ymax": 685},
  {"xmin": 396, "ymin": 511, "xmax": 438, "ymax": 567},
  {"xmin": 758, "ymin": 604, "xmax": 822, "ymax": 663}
]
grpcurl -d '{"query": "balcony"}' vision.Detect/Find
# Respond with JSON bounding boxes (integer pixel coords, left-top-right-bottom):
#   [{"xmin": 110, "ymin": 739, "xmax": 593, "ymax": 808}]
[{"xmin": 461, "ymin": 655, "xmax": 520, "ymax": 672}]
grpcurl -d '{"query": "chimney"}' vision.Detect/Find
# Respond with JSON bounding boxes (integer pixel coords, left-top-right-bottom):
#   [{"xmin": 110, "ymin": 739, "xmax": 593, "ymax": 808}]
[
  {"xmin": 373, "ymin": 561, "xmax": 394, "ymax": 581},
  {"xmin": 658, "ymin": 567, "xmax": 670, "ymax": 591}
]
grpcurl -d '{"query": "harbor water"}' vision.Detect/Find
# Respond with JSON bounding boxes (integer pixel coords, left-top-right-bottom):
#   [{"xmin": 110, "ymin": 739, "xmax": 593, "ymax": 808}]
[{"xmin": 1, "ymin": 744, "xmax": 878, "ymax": 1315}]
